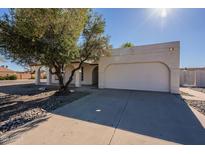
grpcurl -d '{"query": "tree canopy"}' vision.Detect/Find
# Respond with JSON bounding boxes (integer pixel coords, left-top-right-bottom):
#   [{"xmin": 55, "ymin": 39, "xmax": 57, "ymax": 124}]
[
  {"xmin": 0, "ymin": 9, "xmax": 111, "ymax": 92},
  {"xmin": 0, "ymin": 9, "xmax": 88, "ymax": 66},
  {"xmin": 121, "ymin": 42, "xmax": 134, "ymax": 48}
]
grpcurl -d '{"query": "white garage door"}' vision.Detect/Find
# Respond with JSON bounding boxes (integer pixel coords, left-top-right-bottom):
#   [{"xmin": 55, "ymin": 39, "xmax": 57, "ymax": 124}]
[{"xmin": 104, "ymin": 62, "xmax": 170, "ymax": 92}]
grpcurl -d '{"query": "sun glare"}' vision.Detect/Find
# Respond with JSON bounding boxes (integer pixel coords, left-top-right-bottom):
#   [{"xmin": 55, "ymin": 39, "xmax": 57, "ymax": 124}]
[
  {"xmin": 161, "ymin": 9, "xmax": 167, "ymax": 18},
  {"xmin": 154, "ymin": 8, "xmax": 170, "ymax": 18}
]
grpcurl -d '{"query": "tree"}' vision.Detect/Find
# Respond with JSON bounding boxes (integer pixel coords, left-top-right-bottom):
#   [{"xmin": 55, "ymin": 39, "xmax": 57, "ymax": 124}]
[
  {"xmin": 0, "ymin": 9, "xmax": 110, "ymax": 93},
  {"xmin": 121, "ymin": 42, "xmax": 134, "ymax": 48}
]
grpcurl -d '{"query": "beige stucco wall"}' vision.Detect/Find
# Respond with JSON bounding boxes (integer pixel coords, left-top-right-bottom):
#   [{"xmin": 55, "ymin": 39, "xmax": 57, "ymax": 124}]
[
  {"xmin": 99, "ymin": 41, "xmax": 180, "ymax": 94},
  {"xmin": 0, "ymin": 71, "xmax": 16, "ymax": 77},
  {"xmin": 197, "ymin": 70, "xmax": 205, "ymax": 87},
  {"xmin": 51, "ymin": 63, "xmax": 98, "ymax": 85},
  {"xmin": 80, "ymin": 64, "xmax": 98, "ymax": 85},
  {"xmin": 180, "ymin": 70, "xmax": 196, "ymax": 86},
  {"xmin": 180, "ymin": 68, "xmax": 205, "ymax": 87}
]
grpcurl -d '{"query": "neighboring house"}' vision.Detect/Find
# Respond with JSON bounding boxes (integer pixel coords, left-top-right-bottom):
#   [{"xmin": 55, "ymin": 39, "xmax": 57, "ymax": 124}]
[
  {"xmin": 16, "ymin": 71, "xmax": 33, "ymax": 79},
  {"xmin": 0, "ymin": 65, "xmax": 34, "ymax": 79},
  {"xmin": 180, "ymin": 67, "xmax": 205, "ymax": 87},
  {"xmin": 0, "ymin": 65, "xmax": 16, "ymax": 77},
  {"xmin": 34, "ymin": 41, "xmax": 180, "ymax": 94}
]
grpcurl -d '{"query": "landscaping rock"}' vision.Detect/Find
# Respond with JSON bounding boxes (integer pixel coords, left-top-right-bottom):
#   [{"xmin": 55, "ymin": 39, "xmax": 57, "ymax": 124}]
[
  {"xmin": 186, "ymin": 100, "xmax": 205, "ymax": 115},
  {"xmin": 0, "ymin": 84, "xmax": 88, "ymax": 136},
  {"xmin": 38, "ymin": 87, "xmax": 47, "ymax": 91},
  {"xmin": 70, "ymin": 89, "xmax": 75, "ymax": 93},
  {"xmin": 191, "ymin": 88, "xmax": 205, "ymax": 94}
]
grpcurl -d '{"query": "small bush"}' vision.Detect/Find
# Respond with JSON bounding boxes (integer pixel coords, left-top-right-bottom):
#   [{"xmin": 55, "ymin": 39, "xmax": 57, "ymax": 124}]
[
  {"xmin": 0, "ymin": 75, "xmax": 17, "ymax": 80},
  {"xmin": 8, "ymin": 75, "xmax": 17, "ymax": 80},
  {"xmin": 0, "ymin": 76, "xmax": 5, "ymax": 80}
]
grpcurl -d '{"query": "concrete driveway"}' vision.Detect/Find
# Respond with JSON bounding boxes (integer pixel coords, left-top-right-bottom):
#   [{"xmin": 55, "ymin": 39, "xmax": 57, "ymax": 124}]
[{"xmin": 7, "ymin": 89, "xmax": 205, "ymax": 145}]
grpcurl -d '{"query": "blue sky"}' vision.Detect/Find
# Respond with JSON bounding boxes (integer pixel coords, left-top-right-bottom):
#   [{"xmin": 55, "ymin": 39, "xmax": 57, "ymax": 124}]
[{"xmin": 0, "ymin": 8, "xmax": 205, "ymax": 71}]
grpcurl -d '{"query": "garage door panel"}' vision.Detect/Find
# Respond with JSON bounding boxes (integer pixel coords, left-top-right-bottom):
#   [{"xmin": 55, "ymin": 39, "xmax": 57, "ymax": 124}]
[{"xmin": 104, "ymin": 63, "xmax": 169, "ymax": 92}]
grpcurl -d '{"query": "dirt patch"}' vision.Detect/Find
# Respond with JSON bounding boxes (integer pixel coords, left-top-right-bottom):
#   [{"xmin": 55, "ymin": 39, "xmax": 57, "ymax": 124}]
[{"xmin": 0, "ymin": 84, "xmax": 89, "ymax": 137}]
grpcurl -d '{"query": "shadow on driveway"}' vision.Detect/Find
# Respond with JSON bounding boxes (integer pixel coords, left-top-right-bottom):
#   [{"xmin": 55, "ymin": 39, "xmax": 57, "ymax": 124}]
[
  {"xmin": 1, "ymin": 83, "xmax": 205, "ymax": 144},
  {"xmin": 53, "ymin": 89, "xmax": 205, "ymax": 144},
  {"xmin": 0, "ymin": 83, "xmax": 57, "ymax": 96}
]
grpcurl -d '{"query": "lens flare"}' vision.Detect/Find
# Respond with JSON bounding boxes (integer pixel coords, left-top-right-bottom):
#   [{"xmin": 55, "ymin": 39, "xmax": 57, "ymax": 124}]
[{"xmin": 161, "ymin": 9, "xmax": 167, "ymax": 18}]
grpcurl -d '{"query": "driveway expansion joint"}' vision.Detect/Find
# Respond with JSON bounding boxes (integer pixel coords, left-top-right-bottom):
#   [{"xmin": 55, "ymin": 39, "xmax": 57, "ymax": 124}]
[{"xmin": 108, "ymin": 92, "xmax": 132, "ymax": 145}]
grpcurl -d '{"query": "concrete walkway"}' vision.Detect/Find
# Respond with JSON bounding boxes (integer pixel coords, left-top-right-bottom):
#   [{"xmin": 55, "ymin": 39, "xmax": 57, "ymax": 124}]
[
  {"xmin": 180, "ymin": 87, "xmax": 205, "ymax": 101},
  {"xmin": 5, "ymin": 89, "xmax": 205, "ymax": 145}
]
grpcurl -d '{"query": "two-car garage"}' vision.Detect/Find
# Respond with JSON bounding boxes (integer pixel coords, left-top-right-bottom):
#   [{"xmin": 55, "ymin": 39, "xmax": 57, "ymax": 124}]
[
  {"xmin": 99, "ymin": 41, "xmax": 180, "ymax": 94},
  {"xmin": 104, "ymin": 62, "xmax": 170, "ymax": 92}
]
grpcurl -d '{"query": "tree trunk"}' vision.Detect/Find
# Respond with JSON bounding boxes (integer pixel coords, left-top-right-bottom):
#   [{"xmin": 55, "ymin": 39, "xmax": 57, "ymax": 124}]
[
  {"xmin": 55, "ymin": 70, "xmax": 66, "ymax": 93},
  {"xmin": 55, "ymin": 57, "xmax": 88, "ymax": 94},
  {"xmin": 58, "ymin": 77, "xmax": 65, "ymax": 91},
  {"xmin": 63, "ymin": 61, "xmax": 84, "ymax": 90}
]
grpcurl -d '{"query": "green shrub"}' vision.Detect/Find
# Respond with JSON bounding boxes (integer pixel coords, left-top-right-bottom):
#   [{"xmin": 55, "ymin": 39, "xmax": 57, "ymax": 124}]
[
  {"xmin": 0, "ymin": 75, "xmax": 17, "ymax": 80},
  {"xmin": 0, "ymin": 76, "xmax": 5, "ymax": 80},
  {"xmin": 8, "ymin": 75, "xmax": 17, "ymax": 80}
]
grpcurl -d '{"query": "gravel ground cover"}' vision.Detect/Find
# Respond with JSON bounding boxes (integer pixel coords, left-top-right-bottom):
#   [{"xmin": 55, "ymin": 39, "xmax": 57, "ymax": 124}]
[
  {"xmin": 180, "ymin": 91, "xmax": 193, "ymax": 97},
  {"xmin": 191, "ymin": 88, "xmax": 205, "ymax": 94},
  {"xmin": 185, "ymin": 100, "xmax": 205, "ymax": 116},
  {"xmin": 0, "ymin": 84, "xmax": 89, "ymax": 137},
  {"xmin": 180, "ymin": 89, "xmax": 205, "ymax": 116},
  {"xmin": 181, "ymin": 88, "xmax": 205, "ymax": 116}
]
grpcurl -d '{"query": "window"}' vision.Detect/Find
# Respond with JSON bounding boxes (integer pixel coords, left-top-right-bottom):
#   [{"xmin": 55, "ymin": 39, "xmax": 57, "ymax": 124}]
[{"xmin": 81, "ymin": 67, "xmax": 84, "ymax": 81}]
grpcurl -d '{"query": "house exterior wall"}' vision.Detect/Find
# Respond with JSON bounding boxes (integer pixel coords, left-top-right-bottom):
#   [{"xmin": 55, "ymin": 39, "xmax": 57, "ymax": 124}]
[
  {"xmin": 0, "ymin": 66, "xmax": 16, "ymax": 77},
  {"xmin": 0, "ymin": 71, "xmax": 16, "ymax": 77},
  {"xmin": 197, "ymin": 70, "xmax": 205, "ymax": 87},
  {"xmin": 99, "ymin": 41, "xmax": 180, "ymax": 94},
  {"xmin": 180, "ymin": 68, "xmax": 205, "ymax": 87},
  {"xmin": 51, "ymin": 74, "xmax": 60, "ymax": 84},
  {"xmin": 51, "ymin": 63, "xmax": 97, "ymax": 85},
  {"xmin": 80, "ymin": 64, "xmax": 98, "ymax": 85},
  {"xmin": 180, "ymin": 70, "xmax": 196, "ymax": 86},
  {"xmin": 16, "ymin": 72, "xmax": 32, "ymax": 79},
  {"xmin": 0, "ymin": 67, "xmax": 32, "ymax": 79}
]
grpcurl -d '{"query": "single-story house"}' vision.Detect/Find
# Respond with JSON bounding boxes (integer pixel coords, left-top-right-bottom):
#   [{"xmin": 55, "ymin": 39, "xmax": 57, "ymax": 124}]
[
  {"xmin": 0, "ymin": 65, "xmax": 35, "ymax": 79},
  {"xmin": 180, "ymin": 67, "xmax": 205, "ymax": 87},
  {"xmin": 0, "ymin": 65, "xmax": 16, "ymax": 77},
  {"xmin": 16, "ymin": 71, "xmax": 33, "ymax": 79},
  {"xmin": 34, "ymin": 41, "xmax": 180, "ymax": 94}
]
